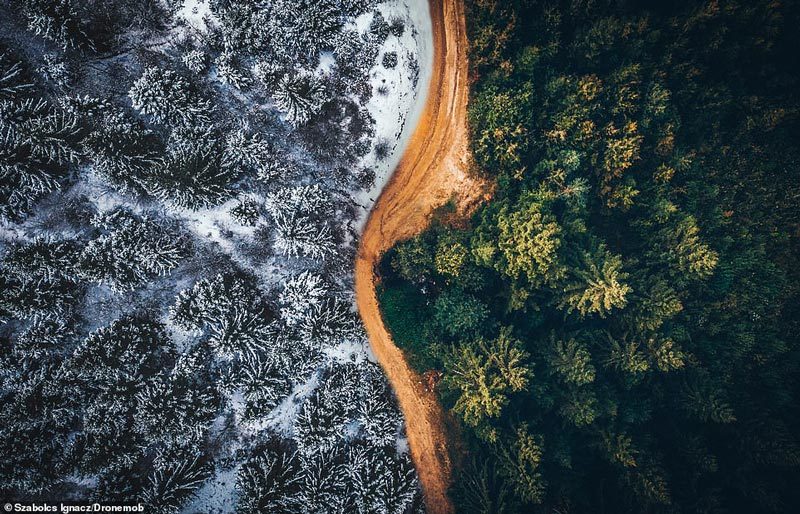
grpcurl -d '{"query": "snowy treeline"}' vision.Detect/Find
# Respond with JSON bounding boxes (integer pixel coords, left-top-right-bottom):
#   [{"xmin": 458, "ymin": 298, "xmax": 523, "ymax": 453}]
[{"xmin": 0, "ymin": 0, "xmax": 424, "ymax": 512}]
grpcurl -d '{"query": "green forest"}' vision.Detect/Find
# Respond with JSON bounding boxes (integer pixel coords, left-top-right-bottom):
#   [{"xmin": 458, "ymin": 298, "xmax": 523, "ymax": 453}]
[{"xmin": 378, "ymin": 0, "xmax": 800, "ymax": 511}]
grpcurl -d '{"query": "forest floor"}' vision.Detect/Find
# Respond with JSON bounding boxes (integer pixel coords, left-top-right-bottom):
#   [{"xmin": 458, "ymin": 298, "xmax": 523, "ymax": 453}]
[{"xmin": 355, "ymin": 0, "xmax": 490, "ymax": 513}]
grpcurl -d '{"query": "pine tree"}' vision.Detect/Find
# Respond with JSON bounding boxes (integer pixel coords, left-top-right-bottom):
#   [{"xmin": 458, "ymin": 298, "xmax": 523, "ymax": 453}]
[
  {"xmin": 494, "ymin": 198, "xmax": 566, "ymax": 285},
  {"xmin": 236, "ymin": 441, "xmax": 302, "ymax": 513},
  {"xmin": 181, "ymin": 49, "xmax": 207, "ymax": 74},
  {"xmin": 348, "ymin": 445, "xmax": 418, "ymax": 514},
  {"xmin": 215, "ymin": 52, "xmax": 252, "ymax": 89},
  {"xmin": 169, "ymin": 273, "xmax": 270, "ymax": 357},
  {"xmin": 139, "ymin": 449, "xmax": 211, "ymax": 513},
  {"xmin": 236, "ymin": 350, "xmax": 292, "ymax": 419},
  {"xmin": 498, "ymin": 425, "xmax": 545, "ymax": 505},
  {"xmin": 443, "ymin": 331, "xmax": 531, "ymax": 434},
  {"xmin": 77, "ymin": 209, "xmax": 186, "ymax": 292},
  {"xmin": 129, "ymin": 66, "xmax": 212, "ymax": 127},
  {"xmin": 69, "ymin": 95, "xmax": 158, "ymax": 193},
  {"xmin": 299, "ymin": 448, "xmax": 350, "ymax": 514},
  {"xmin": 134, "ymin": 350, "xmax": 219, "ymax": 444},
  {"xmin": 19, "ymin": 0, "xmax": 92, "ymax": 51},
  {"xmin": 272, "ymin": 71, "xmax": 328, "ymax": 126},
  {"xmin": 275, "ymin": 0, "xmax": 344, "ymax": 59},
  {"xmin": 145, "ymin": 133, "xmax": 234, "ymax": 210},
  {"xmin": 548, "ymin": 337, "xmax": 596, "ymax": 386},
  {"xmin": 560, "ymin": 244, "xmax": 631, "ymax": 318},
  {"xmin": 1, "ymin": 97, "xmax": 82, "ymax": 164},
  {"xmin": 2, "ymin": 237, "xmax": 81, "ymax": 282},
  {"xmin": 358, "ymin": 362, "xmax": 402, "ymax": 447},
  {"xmin": 223, "ymin": 128, "xmax": 274, "ymax": 172},
  {"xmin": 278, "ymin": 271, "xmax": 328, "ymax": 326},
  {"xmin": 298, "ymin": 297, "xmax": 360, "ymax": 343},
  {"xmin": 295, "ymin": 389, "xmax": 349, "ymax": 456}
]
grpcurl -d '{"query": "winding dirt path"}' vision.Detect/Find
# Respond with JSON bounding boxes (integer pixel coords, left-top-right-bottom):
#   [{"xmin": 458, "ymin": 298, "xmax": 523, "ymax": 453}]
[{"xmin": 355, "ymin": 0, "xmax": 488, "ymax": 512}]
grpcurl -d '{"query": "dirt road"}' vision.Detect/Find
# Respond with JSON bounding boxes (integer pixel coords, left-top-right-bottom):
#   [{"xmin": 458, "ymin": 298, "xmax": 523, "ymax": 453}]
[{"xmin": 354, "ymin": 0, "xmax": 488, "ymax": 513}]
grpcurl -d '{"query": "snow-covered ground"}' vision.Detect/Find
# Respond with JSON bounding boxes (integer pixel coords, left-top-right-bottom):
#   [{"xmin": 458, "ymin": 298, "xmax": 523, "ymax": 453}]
[
  {"xmin": 353, "ymin": 0, "xmax": 434, "ymax": 232},
  {"xmin": 0, "ymin": 0, "xmax": 430, "ymax": 509},
  {"xmin": 177, "ymin": 2, "xmax": 431, "ymax": 512}
]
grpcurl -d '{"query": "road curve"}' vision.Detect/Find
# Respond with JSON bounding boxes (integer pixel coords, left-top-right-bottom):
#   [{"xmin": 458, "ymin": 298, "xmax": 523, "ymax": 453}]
[{"xmin": 355, "ymin": 0, "xmax": 487, "ymax": 513}]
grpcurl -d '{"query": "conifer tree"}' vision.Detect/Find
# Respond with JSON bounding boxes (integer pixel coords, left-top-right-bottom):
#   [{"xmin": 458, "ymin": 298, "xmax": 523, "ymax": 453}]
[
  {"xmin": 560, "ymin": 244, "xmax": 631, "ymax": 318},
  {"xmin": 236, "ymin": 441, "xmax": 302, "ymax": 513},
  {"xmin": 77, "ymin": 210, "xmax": 186, "ymax": 292},
  {"xmin": 272, "ymin": 71, "xmax": 328, "ymax": 126},
  {"xmin": 129, "ymin": 67, "xmax": 212, "ymax": 127}
]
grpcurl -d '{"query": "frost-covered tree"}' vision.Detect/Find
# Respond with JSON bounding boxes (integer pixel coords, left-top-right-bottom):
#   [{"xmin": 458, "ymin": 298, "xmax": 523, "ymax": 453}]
[
  {"xmin": 2, "ymin": 237, "xmax": 82, "ymax": 282},
  {"xmin": 278, "ymin": 271, "xmax": 328, "ymax": 326},
  {"xmin": 333, "ymin": 30, "xmax": 379, "ymax": 96},
  {"xmin": 215, "ymin": 52, "xmax": 252, "ymax": 89},
  {"xmin": 358, "ymin": 362, "xmax": 402, "ymax": 447},
  {"xmin": 181, "ymin": 49, "xmax": 207, "ymax": 74},
  {"xmin": 348, "ymin": 445, "xmax": 418, "ymax": 514},
  {"xmin": 369, "ymin": 11, "xmax": 391, "ymax": 44},
  {"xmin": 298, "ymin": 297, "xmax": 360, "ymax": 343},
  {"xmin": 1, "ymin": 97, "xmax": 81, "ymax": 164},
  {"xmin": 129, "ymin": 66, "xmax": 212, "ymax": 126},
  {"xmin": 212, "ymin": 2, "xmax": 271, "ymax": 56},
  {"xmin": 139, "ymin": 444, "xmax": 212, "ymax": 514},
  {"xmin": 272, "ymin": 210, "xmax": 335, "ymax": 259},
  {"xmin": 223, "ymin": 128, "xmax": 273, "ymax": 172},
  {"xmin": 295, "ymin": 389, "xmax": 350, "ymax": 456},
  {"xmin": 265, "ymin": 183, "xmax": 330, "ymax": 218},
  {"xmin": 134, "ymin": 349, "xmax": 220, "ymax": 444},
  {"xmin": 58, "ymin": 315, "xmax": 176, "ymax": 476},
  {"xmin": 265, "ymin": 184, "xmax": 335, "ymax": 259},
  {"xmin": 19, "ymin": 0, "xmax": 91, "ymax": 50},
  {"xmin": 230, "ymin": 197, "xmax": 261, "ymax": 226},
  {"xmin": 300, "ymin": 448, "xmax": 352, "ymax": 513},
  {"xmin": 253, "ymin": 59, "xmax": 285, "ymax": 90},
  {"xmin": 0, "ymin": 274, "xmax": 83, "ymax": 320},
  {"xmin": 12, "ymin": 315, "xmax": 73, "ymax": 370},
  {"xmin": 0, "ymin": 367, "xmax": 72, "ymax": 494},
  {"xmin": 62, "ymin": 95, "xmax": 158, "ymax": 193},
  {"xmin": 271, "ymin": 0, "xmax": 344, "ymax": 59},
  {"xmin": 295, "ymin": 361, "xmax": 360, "ymax": 455},
  {"xmin": 145, "ymin": 131, "xmax": 234, "ymax": 209},
  {"xmin": 0, "ymin": 55, "xmax": 80, "ymax": 219},
  {"xmin": 236, "ymin": 350, "xmax": 292, "ymax": 419},
  {"xmin": 272, "ymin": 71, "xmax": 328, "ymax": 126},
  {"xmin": 236, "ymin": 440, "xmax": 303, "ymax": 513},
  {"xmin": 40, "ymin": 53, "xmax": 71, "ymax": 88},
  {"xmin": 77, "ymin": 209, "xmax": 186, "ymax": 292},
  {"xmin": 170, "ymin": 272, "xmax": 270, "ymax": 357}
]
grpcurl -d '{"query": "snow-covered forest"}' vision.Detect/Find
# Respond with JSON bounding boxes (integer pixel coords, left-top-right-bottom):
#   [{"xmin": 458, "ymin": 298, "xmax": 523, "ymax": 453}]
[{"xmin": 0, "ymin": 0, "xmax": 428, "ymax": 511}]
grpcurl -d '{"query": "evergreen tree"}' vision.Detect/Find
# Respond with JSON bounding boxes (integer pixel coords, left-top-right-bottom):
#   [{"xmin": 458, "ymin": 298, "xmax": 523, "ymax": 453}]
[
  {"xmin": 129, "ymin": 66, "xmax": 212, "ymax": 127},
  {"xmin": 77, "ymin": 209, "xmax": 186, "ymax": 292},
  {"xmin": 236, "ymin": 440, "xmax": 302, "ymax": 514},
  {"xmin": 272, "ymin": 70, "xmax": 328, "ymax": 126}
]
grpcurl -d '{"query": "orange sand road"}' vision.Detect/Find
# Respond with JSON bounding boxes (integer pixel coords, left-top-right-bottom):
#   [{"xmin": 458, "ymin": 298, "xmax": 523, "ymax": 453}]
[{"xmin": 354, "ymin": 0, "xmax": 488, "ymax": 513}]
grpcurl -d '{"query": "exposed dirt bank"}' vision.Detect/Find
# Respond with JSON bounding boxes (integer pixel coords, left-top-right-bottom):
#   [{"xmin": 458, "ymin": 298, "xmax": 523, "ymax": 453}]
[{"xmin": 354, "ymin": 0, "xmax": 489, "ymax": 512}]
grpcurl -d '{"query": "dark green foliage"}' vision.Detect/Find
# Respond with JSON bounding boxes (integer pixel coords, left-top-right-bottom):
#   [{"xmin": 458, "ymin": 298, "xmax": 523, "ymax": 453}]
[
  {"xmin": 380, "ymin": 0, "xmax": 800, "ymax": 511},
  {"xmin": 376, "ymin": 280, "xmax": 433, "ymax": 370}
]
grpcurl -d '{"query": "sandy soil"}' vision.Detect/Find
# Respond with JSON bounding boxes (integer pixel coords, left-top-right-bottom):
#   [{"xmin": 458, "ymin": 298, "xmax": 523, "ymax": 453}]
[{"xmin": 354, "ymin": 0, "xmax": 490, "ymax": 513}]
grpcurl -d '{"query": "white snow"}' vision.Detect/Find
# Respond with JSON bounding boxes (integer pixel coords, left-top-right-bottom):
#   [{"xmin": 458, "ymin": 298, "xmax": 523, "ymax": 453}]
[
  {"xmin": 177, "ymin": 0, "xmax": 216, "ymax": 33},
  {"xmin": 352, "ymin": 0, "xmax": 434, "ymax": 232},
  {"xmin": 181, "ymin": 465, "xmax": 239, "ymax": 514}
]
